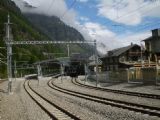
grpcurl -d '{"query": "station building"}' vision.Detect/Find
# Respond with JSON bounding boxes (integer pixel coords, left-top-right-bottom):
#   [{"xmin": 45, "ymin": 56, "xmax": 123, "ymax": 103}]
[
  {"xmin": 101, "ymin": 44, "xmax": 141, "ymax": 71},
  {"xmin": 143, "ymin": 29, "xmax": 160, "ymax": 65}
]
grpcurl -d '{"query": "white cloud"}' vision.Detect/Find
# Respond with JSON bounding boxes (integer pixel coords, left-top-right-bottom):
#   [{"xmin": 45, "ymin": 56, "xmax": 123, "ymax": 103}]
[
  {"xmin": 79, "ymin": 16, "xmax": 89, "ymax": 22},
  {"xmin": 12, "ymin": 0, "xmax": 154, "ymax": 55},
  {"xmin": 12, "ymin": 0, "xmax": 80, "ymax": 36},
  {"xmin": 82, "ymin": 22, "xmax": 124, "ymax": 53},
  {"xmin": 97, "ymin": 0, "xmax": 160, "ymax": 26},
  {"xmin": 12, "ymin": 0, "xmax": 92, "ymax": 47},
  {"xmin": 78, "ymin": 0, "xmax": 88, "ymax": 3},
  {"xmin": 81, "ymin": 22, "xmax": 152, "ymax": 54},
  {"xmin": 13, "ymin": 0, "xmax": 69, "ymax": 18},
  {"xmin": 118, "ymin": 31, "xmax": 151, "ymax": 46},
  {"xmin": 84, "ymin": 22, "xmax": 115, "ymax": 37}
]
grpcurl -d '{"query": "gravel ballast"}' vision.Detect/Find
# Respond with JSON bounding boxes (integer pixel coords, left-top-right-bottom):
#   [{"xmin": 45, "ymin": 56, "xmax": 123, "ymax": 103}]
[
  {"xmin": 0, "ymin": 79, "xmax": 51, "ymax": 120},
  {"xmin": 33, "ymin": 78, "xmax": 159, "ymax": 120},
  {"xmin": 55, "ymin": 77, "xmax": 160, "ymax": 108},
  {"xmin": 0, "ymin": 77, "xmax": 160, "ymax": 120},
  {"xmin": 77, "ymin": 76, "xmax": 160, "ymax": 95}
]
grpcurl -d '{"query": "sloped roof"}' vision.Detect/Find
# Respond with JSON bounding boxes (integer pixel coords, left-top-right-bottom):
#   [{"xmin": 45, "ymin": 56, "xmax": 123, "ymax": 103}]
[
  {"xmin": 70, "ymin": 53, "xmax": 89, "ymax": 61},
  {"xmin": 88, "ymin": 59, "xmax": 102, "ymax": 66},
  {"xmin": 142, "ymin": 36, "xmax": 153, "ymax": 41},
  {"xmin": 89, "ymin": 55, "xmax": 100, "ymax": 61},
  {"xmin": 104, "ymin": 44, "xmax": 140, "ymax": 57},
  {"xmin": 55, "ymin": 57, "xmax": 70, "ymax": 66},
  {"xmin": 34, "ymin": 57, "xmax": 70, "ymax": 66},
  {"xmin": 142, "ymin": 36, "xmax": 160, "ymax": 41}
]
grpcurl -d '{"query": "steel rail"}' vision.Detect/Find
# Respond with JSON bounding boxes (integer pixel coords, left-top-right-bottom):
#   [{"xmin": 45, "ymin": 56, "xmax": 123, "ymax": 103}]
[
  {"xmin": 24, "ymin": 80, "xmax": 80, "ymax": 120},
  {"xmin": 48, "ymin": 79, "xmax": 160, "ymax": 117},
  {"xmin": 73, "ymin": 79, "xmax": 160, "ymax": 100}
]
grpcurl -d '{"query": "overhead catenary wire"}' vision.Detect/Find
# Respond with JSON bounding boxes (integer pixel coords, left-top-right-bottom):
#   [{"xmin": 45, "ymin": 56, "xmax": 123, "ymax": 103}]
[
  {"xmin": 130, "ymin": 21, "xmax": 160, "ymax": 34},
  {"xmin": 74, "ymin": 0, "xmax": 158, "ymax": 35},
  {"xmin": 35, "ymin": 0, "xmax": 160, "ymax": 49},
  {"xmin": 38, "ymin": 0, "xmax": 160, "ymax": 36},
  {"xmin": 60, "ymin": 0, "xmax": 77, "ymax": 19},
  {"xmin": 46, "ymin": 0, "xmax": 55, "ymax": 15},
  {"xmin": 80, "ymin": 0, "xmax": 160, "ymax": 50},
  {"xmin": 114, "ymin": 1, "xmax": 159, "ymax": 20},
  {"xmin": 101, "ymin": 0, "xmax": 160, "ymax": 26},
  {"xmin": 119, "ymin": 3, "xmax": 160, "ymax": 36},
  {"xmin": 102, "ymin": 0, "xmax": 160, "ymax": 37},
  {"xmin": 82, "ymin": 0, "xmax": 160, "ymax": 32}
]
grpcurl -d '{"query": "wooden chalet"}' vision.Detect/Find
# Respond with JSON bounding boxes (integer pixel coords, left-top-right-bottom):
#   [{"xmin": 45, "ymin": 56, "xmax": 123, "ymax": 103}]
[
  {"xmin": 101, "ymin": 44, "xmax": 142, "ymax": 71},
  {"xmin": 88, "ymin": 55, "xmax": 102, "ymax": 72},
  {"xmin": 143, "ymin": 29, "xmax": 160, "ymax": 65}
]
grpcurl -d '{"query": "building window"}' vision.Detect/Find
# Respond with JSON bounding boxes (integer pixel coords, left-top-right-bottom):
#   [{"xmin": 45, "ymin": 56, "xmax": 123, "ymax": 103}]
[{"xmin": 120, "ymin": 56, "xmax": 125, "ymax": 62}]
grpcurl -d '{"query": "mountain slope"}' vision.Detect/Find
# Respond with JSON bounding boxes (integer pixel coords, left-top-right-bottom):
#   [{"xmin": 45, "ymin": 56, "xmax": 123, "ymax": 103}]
[
  {"xmin": 0, "ymin": 0, "xmax": 93, "ymax": 78},
  {"xmin": 25, "ymin": 14, "xmax": 84, "ymax": 41},
  {"xmin": 0, "ymin": 0, "xmax": 63, "ymax": 78},
  {"xmin": 25, "ymin": 13, "xmax": 94, "ymax": 54}
]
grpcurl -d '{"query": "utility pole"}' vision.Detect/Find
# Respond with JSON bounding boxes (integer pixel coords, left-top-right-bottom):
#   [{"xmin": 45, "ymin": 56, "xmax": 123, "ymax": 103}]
[
  {"xmin": 3, "ymin": 14, "xmax": 95, "ymax": 91},
  {"xmin": 94, "ymin": 40, "xmax": 98, "ymax": 87},
  {"xmin": 5, "ymin": 14, "xmax": 13, "ymax": 94},
  {"xmin": 84, "ymin": 63, "xmax": 88, "ymax": 84},
  {"xmin": 14, "ymin": 60, "xmax": 17, "ymax": 81},
  {"xmin": 67, "ymin": 44, "xmax": 70, "ymax": 57},
  {"xmin": 60, "ymin": 63, "xmax": 64, "ymax": 83},
  {"xmin": 37, "ymin": 64, "xmax": 42, "ymax": 85}
]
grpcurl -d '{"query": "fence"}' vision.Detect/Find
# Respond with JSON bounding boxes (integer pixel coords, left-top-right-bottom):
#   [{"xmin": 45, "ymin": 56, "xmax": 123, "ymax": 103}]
[{"xmin": 87, "ymin": 67, "xmax": 160, "ymax": 84}]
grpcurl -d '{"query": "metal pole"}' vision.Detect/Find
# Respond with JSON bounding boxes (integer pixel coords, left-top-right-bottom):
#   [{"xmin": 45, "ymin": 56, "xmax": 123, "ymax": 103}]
[
  {"xmin": 84, "ymin": 63, "xmax": 88, "ymax": 84},
  {"xmin": 7, "ymin": 45, "xmax": 12, "ymax": 93},
  {"xmin": 140, "ymin": 42, "xmax": 144, "ymax": 68},
  {"xmin": 37, "ymin": 64, "xmax": 41, "ymax": 86},
  {"xmin": 67, "ymin": 44, "xmax": 70, "ymax": 57},
  {"xmin": 60, "ymin": 63, "xmax": 63, "ymax": 83},
  {"xmin": 5, "ymin": 14, "xmax": 13, "ymax": 94},
  {"xmin": 14, "ymin": 60, "xmax": 17, "ymax": 81},
  {"xmin": 94, "ymin": 40, "xmax": 98, "ymax": 87}
]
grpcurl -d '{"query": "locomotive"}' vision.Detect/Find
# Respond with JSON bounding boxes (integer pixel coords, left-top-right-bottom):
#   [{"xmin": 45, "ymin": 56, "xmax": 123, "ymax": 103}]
[{"xmin": 65, "ymin": 63, "xmax": 85, "ymax": 78}]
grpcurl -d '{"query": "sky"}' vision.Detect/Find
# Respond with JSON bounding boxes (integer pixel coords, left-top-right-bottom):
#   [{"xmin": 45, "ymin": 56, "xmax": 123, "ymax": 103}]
[{"xmin": 12, "ymin": 0, "xmax": 160, "ymax": 54}]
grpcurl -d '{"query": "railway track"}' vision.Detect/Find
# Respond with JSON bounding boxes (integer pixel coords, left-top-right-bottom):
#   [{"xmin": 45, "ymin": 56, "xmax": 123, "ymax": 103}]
[
  {"xmin": 73, "ymin": 79, "xmax": 160, "ymax": 100},
  {"xmin": 24, "ymin": 80, "xmax": 80, "ymax": 120},
  {"xmin": 48, "ymin": 79, "xmax": 160, "ymax": 117}
]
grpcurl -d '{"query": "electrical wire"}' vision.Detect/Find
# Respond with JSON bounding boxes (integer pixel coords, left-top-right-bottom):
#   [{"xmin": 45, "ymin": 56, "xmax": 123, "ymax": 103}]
[
  {"xmin": 60, "ymin": 0, "xmax": 77, "ymax": 19},
  {"xmin": 82, "ymin": 0, "xmax": 160, "ymax": 31},
  {"xmin": 116, "ymin": 1, "xmax": 160, "ymax": 21},
  {"xmin": 119, "ymin": 2, "xmax": 160, "ymax": 34},
  {"xmin": 101, "ymin": 0, "xmax": 160, "ymax": 38},
  {"xmin": 72, "ymin": 0, "xmax": 153, "ymax": 36},
  {"xmin": 46, "ymin": 0, "xmax": 55, "ymax": 15}
]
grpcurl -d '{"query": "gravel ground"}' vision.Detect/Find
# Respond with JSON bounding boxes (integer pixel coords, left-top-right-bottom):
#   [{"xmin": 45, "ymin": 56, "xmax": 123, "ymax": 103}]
[
  {"xmin": 55, "ymin": 76, "xmax": 160, "ymax": 109},
  {"xmin": 30, "ymin": 80, "xmax": 106, "ymax": 120},
  {"xmin": 35, "ymin": 78, "xmax": 159, "ymax": 120},
  {"xmin": 78, "ymin": 76, "xmax": 160, "ymax": 95},
  {"xmin": 0, "ymin": 79, "xmax": 51, "ymax": 120},
  {"xmin": 0, "ymin": 77, "xmax": 160, "ymax": 120}
]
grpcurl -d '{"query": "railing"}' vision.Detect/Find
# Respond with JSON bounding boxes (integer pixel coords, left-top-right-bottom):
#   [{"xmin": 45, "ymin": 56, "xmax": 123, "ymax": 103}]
[{"xmin": 86, "ymin": 66, "xmax": 160, "ymax": 85}]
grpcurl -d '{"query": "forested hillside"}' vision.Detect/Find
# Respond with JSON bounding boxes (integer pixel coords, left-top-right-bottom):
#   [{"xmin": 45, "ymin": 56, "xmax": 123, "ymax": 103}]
[
  {"xmin": 0, "ymin": 0, "xmax": 93, "ymax": 78},
  {"xmin": 25, "ymin": 14, "xmax": 84, "ymax": 41},
  {"xmin": 25, "ymin": 13, "xmax": 94, "ymax": 54},
  {"xmin": 0, "ymin": 0, "xmax": 63, "ymax": 78}
]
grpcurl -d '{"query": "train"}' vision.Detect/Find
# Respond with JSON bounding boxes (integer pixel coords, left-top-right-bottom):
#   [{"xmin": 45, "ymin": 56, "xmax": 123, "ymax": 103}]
[{"xmin": 65, "ymin": 63, "xmax": 85, "ymax": 78}]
